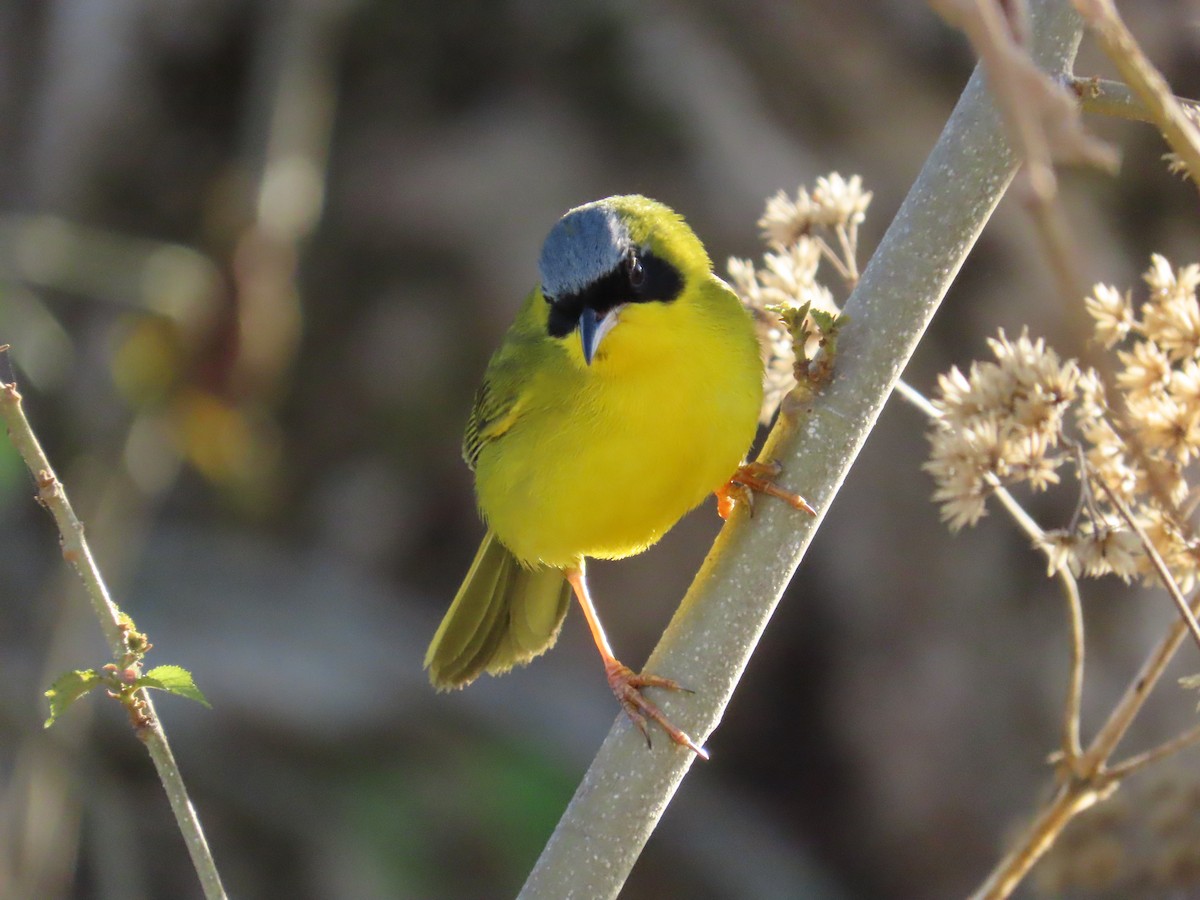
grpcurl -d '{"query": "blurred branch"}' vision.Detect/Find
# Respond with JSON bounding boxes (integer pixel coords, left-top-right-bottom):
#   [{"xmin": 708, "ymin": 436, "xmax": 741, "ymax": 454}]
[
  {"xmin": 229, "ymin": 0, "xmax": 351, "ymax": 398},
  {"xmin": 1073, "ymin": 0, "xmax": 1200, "ymax": 191},
  {"xmin": 929, "ymin": 0, "xmax": 1117, "ymax": 309},
  {"xmin": 0, "ymin": 213, "xmax": 221, "ymax": 329},
  {"xmin": 519, "ymin": 2, "xmax": 1086, "ymax": 897},
  {"xmin": 0, "ymin": 350, "xmax": 228, "ymax": 900},
  {"xmin": 1068, "ymin": 75, "xmax": 1200, "ymax": 125}
]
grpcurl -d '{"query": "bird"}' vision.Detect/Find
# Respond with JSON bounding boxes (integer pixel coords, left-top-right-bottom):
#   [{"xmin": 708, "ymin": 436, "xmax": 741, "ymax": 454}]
[{"xmin": 424, "ymin": 195, "xmax": 813, "ymax": 757}]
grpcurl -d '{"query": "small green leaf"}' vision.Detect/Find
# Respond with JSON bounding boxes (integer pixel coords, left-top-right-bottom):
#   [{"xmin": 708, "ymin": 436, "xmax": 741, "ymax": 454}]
[
  {"xmin": 137, "ymin": 665, "xmax": 211, "ymax": 708},
  {"xmin": 44, "ymin": 669, "xmax": 102, "ymax": 728},
  {"xmin": 809, "ymin": 307, "xmax": 846, "ymax": 336},
  {"xmin": 771, "ymin": 301, "xmax": 812, "ymax": 343}
]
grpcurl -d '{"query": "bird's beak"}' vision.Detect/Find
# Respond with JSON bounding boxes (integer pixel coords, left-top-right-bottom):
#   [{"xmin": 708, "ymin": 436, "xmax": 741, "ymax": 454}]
[{"xmin": 580, "ymin": 306, "xmax": 622, "ymax": 365}]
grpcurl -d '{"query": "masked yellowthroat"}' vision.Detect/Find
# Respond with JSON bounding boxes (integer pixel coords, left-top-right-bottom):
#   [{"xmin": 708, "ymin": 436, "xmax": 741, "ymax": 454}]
[{"xmin": 425, "ymin": 195, "xmax": 811, "ymax": 756}]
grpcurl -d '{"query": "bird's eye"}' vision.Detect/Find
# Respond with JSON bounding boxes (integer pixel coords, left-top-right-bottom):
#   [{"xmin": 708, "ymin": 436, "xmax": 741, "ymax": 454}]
[{"xmin": 625, "ymin": 253, "xmax": 645, "ymax": 289}]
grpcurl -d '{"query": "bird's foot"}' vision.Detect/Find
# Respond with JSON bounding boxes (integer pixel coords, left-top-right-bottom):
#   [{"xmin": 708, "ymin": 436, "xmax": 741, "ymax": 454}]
[
  {"xmin": 716, "ymin": 460, "xmax": 816, "ymax": 520},
  {"xmin": 604, "ymin": 659, "xmax": 708, "ymax": 760}
]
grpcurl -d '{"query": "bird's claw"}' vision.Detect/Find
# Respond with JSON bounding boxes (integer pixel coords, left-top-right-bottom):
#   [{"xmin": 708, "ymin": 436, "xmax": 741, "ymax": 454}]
[
  {"xmin": 717, "ymin": 459, "xmax": 816, "ymax": 519},
  {"xmin": 605, "ymin": 660, "xmax": 708, "ymax": 759},
  {"xmin": 716, "ymin": 481, "xmax": 754, "ymax": 519}
]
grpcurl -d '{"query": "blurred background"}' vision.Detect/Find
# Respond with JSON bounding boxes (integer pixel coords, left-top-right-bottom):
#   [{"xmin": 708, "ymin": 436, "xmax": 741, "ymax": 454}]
[{"xmin": 2, "ymin": 1, "xmax": 1200, "ymax": 897}]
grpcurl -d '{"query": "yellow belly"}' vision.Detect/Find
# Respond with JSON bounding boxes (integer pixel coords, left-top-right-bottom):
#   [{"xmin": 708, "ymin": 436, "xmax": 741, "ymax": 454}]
[{"xmin": 474, "ymin": 306, "xmax": 762, "ymax": 568}]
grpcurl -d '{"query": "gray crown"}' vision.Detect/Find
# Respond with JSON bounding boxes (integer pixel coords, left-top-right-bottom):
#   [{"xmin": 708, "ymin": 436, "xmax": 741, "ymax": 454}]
[{"xmin": 538, "ymin": 202, "xmax": 631, "ymax": 300}]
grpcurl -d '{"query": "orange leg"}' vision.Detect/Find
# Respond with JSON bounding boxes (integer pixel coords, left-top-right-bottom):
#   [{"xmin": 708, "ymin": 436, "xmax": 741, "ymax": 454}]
[
  {"xmin": 565, "ymin": 566, "xmax": 708, "ymax": 760},
  {"xmin": 716, "ymin": 460, "xmax": 817, "ymax": 520}
]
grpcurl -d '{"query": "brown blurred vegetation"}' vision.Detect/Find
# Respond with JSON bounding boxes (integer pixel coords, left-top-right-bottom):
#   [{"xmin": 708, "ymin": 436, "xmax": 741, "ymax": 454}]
[{"xmin": 2, "ymin": 1, "xmax": 1200, "ymax": 898}]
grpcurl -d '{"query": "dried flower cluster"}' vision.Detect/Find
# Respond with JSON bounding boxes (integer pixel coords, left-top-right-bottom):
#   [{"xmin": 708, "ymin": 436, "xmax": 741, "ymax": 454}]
[
  {"xmin": 728, "ymin": 173, "xmax": 870, "ymax": 421},
  {"xmin": 925, "ymin": 255, "xmax": 1200, "ymax": 590},
  {"xmin": 1164, "ymin": 103, "xmax": 1200, "ymax": 182},
  {"xmin": 925, "ymin": 329, "xmax": 1081, "ymax": 530}
]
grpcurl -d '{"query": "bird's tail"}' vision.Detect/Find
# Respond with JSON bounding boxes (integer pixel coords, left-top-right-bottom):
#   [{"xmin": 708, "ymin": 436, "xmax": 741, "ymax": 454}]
[{"xmin": 425, "ymin": 531, "xmax": 571, "ymax": 690}]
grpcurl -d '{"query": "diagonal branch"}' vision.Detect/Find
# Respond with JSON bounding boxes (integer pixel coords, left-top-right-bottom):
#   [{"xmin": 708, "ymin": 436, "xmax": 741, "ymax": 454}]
[{"xmin": 519, "ymin": 3, "xmax": 1087, "ymax": 897}]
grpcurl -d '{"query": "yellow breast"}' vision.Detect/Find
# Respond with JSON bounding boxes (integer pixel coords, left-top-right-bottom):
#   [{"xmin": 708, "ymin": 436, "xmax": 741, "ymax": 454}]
[{"xmin": 474, "ymin": 283, "xmax": 762, "ymax": 569}]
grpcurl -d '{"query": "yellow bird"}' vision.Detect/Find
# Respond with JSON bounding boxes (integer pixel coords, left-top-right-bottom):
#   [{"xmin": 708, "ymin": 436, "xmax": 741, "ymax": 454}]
[{"xmin": 425, "ymin": 195, "xmax": 811, "ymax": 756}]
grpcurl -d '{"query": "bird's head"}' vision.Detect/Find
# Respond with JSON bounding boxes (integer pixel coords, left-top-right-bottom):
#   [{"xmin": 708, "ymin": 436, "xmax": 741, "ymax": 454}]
[{"xmin": 537, "ymin": 195, "xmax": 714, "ymax": 368}]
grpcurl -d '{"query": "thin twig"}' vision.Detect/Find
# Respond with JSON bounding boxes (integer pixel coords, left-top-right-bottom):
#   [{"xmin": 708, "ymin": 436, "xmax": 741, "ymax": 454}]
[
  {"xmin": 992, "ymin": 485, "xmax": 1087, "ymax": 765},
  {"xmin": 811, "ymin": 234, "xmax": 854, "ymax": 284},
  {"xmin": 1106, "ymin": 721, "xmax": 1200, "ymax": 781},
  {"xmin": 1019, "ymin": 173, "xmax": 1090, "ymax": 319},
  {"xmin": 968, "ymin": 778, "xmax": 1111, "ymax": 900},
  {"xmin": 833, "ymin": 224, "xmax": 859, "ymax": 283},
  {"xmin": 1090, "ymin": 468, "xmax": 1200, "ymax": 656},
  {"xmin": 968, "ymin": 601, "xmax": 1200, "ymax": 900},
  {"xmin": 1078, "ymin": 592, "xmax": 1200, "ymax": 776},
  {"xmin": 0, "ymin": 357, "xmax": 227, "ymax": 900},
  {"xmin": 965, "ymin": 546, "xmax": 1200, "ymax": 899},
  {"xmin": 1064, "ymin": 444, "xmax": 1092, "ymax": 532},
  {"xmin": 974, "ymin": 589, "xmax": 1200, "ymax": 897},
  {"xmin": 891, "ymin": 377, "xmax": 939, "ymax": 419},
  {"xmin": 1, "ymin": 397, "xmax": 125, "ymax": 658},
  {"xmin": 1068, "ymin": 75, "xmax": 1200, "ymax": 126},
  {"xmin": 1055, "ymin": 564, "xmax": 1087, "ymax": 764},
  {"xmin": 1073, "ymin": 0, "xmax": 1200, "ymax": 190}
]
